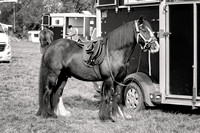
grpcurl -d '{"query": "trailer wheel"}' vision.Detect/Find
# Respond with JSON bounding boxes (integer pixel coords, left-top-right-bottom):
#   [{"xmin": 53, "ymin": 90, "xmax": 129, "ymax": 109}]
[{"xmin": 124, "ymin": 82, "xmax": 145, "ymax": 112}]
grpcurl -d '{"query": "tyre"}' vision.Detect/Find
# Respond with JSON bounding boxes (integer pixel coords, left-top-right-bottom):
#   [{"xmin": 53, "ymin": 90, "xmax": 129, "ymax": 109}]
[{"xmin": 124, "ymin": 82, "xmax": 145, "ymax": 112}]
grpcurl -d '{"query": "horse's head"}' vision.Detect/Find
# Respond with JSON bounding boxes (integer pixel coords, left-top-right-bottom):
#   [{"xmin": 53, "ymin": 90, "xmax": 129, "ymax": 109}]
[{"xmin": 135, "ymin": 17, "xmax": 159, "ymax": 53}]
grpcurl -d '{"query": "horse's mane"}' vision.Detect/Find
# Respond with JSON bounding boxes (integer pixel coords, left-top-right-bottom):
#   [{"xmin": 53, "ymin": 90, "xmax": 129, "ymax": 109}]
[
  {"xmin": 106, "ymin": 20, "xmax": 152, "ymax": 50},
  {"xmin": 107, "ymin": 21, "xmax": 135, "ymax": 50}
]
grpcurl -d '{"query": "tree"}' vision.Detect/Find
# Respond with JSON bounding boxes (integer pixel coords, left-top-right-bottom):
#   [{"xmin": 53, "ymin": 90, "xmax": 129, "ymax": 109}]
[
  {"xmin": 60, "ymin": 0, "xmax": 95, "ymax": 13},
  {"xmin": 16, "ymin": 0, "xmax": 44, "ymax": 30},
  {"xmin": 0, "ymin": 0, "xmax": 95, "ymax": 37},
  {"xmin": 43, "ymin": 0, "xmax": 63, "ymax": 13},
  {"xmin": 0, "ymin": 3, "xmax": 14, "ymax": 25},
  {"xmin": 14, "ymin": 0, "xmax": 63, "ymax": 31},
  {"xmin": 74, "ymin": 0, "xmax": 95, "ymax": 13}
]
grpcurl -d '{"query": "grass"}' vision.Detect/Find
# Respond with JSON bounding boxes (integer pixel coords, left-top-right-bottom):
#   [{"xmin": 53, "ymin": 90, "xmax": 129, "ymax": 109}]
[{"xmin": 1, "ymin": 41, "xmax": 200, "ymax": 133}]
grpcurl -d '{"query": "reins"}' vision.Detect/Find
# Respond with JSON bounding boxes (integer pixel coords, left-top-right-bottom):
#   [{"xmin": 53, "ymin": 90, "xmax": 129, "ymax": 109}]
[{"xmin": 136, "ymin": 49, "xmax": 142, "ymax": 73}]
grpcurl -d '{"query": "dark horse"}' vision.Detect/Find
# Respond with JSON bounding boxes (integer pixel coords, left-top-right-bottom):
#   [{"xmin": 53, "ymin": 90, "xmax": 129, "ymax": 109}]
[
  {"xmin": 39, "ymin": 27, "xmax": 54, "ymax": 54},
  {"xmin": 36, "ymin": 17, "xmax": 159, "ymax": 121}
]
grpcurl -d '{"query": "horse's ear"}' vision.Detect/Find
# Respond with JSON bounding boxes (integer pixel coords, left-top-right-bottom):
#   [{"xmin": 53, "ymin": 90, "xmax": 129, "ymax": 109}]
[{"xmin": 138, "ymin": 16, "xmax": 144, "ymax": 25}]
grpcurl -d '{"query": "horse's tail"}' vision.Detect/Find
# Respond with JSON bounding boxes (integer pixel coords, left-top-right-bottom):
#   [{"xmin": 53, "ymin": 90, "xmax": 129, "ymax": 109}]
[
  {"xmin": 36, "ymin": 56, "xmax": 46, "ymax": 115},
  {"xmin": 36, "ymin": 56, "xmax": 57, "ymax": 118}
]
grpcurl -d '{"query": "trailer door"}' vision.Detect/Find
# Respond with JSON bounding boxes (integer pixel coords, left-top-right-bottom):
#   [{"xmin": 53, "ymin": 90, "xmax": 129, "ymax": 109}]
[{"xmin": 168, "ymin": 4, "xmax": 194, "ymax": 96}]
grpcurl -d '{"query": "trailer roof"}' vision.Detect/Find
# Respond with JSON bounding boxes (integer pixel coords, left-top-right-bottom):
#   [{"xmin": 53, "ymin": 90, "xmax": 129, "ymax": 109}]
[{"xmin": 49, "ymin": 13, "xmax": 96, "ymax": 18}]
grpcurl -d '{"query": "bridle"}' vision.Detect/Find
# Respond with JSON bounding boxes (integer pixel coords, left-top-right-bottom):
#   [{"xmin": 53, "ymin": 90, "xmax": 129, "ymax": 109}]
[
  {"xmin": 134, "ymin": 20, "xmax": 157, "ymax": 51},
  {"xmin": 135, "ymin": 20, "xmax": 159, "ymax": 76}
]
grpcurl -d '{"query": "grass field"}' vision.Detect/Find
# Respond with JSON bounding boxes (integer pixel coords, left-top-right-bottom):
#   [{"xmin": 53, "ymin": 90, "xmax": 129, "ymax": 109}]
[{"xmin": 1, "ymin": 41, "xmax": 200, "ymax": 133}]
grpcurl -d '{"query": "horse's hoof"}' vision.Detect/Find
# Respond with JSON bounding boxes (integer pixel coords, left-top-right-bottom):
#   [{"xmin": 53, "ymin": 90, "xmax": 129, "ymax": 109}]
[
  {"xmin": 52, "ymin": 114, "xmax": 58, "ymax": 118},
  {"xmin": 36, "ymin": 110, "xmax": 41, "ymax": 116},
  {"xmin": 124, "ymin": 113, "xmax": 132, "ymax": 119},
  {"xmin": 99, "ymin": 117, "xmax": 115, "ymax": 122},
  {"xmin": 62, "ymin": 110, "xmax": 71, "ymax": 117},
  {"xmin": 39, "ymin": 110, "xmax": 57, "ymax": 118},
  {"xmin": 110, "ymin": 116, "xmax": 117, "ymax": 122},
  {"xmin": 55, "ymin": 108, "xmax": 71, "ymax": 117}
]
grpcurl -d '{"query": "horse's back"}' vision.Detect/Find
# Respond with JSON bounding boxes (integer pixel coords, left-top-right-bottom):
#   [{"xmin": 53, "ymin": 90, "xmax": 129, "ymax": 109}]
[{"xmin": 44, "ymin": 38, "xmax": 79, "ymax": 58}]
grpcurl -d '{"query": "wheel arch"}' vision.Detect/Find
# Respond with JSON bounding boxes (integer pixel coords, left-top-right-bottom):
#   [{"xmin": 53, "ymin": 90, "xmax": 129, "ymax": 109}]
[{"xmin": 123, "ymin": 72, "xmax": 156, "ymax": 107}]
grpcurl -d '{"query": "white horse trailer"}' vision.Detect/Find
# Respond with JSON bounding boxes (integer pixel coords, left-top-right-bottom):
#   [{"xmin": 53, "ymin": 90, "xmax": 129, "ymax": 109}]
[
  {"xmin": 42, "ymin": 12, "xmax": 96, "ymax": 41},
  {"xmin": 96, "ymin": 0, "xmax": 200, "ymax": 111}
]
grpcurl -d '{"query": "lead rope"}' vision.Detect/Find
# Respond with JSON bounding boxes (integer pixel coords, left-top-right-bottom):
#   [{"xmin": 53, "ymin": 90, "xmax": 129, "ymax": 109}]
[
  {"xmin": 148, "ymin": 50, "xmax": 152, "ymax": 76},
  {"xmin": 136, "ymin": 49, "xmax": 142, "ymax": 72}
]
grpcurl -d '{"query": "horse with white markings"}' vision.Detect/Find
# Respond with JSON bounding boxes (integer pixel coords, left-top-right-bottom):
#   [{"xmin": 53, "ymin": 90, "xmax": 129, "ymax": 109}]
[{"xmin": 36, "ymin": 17, "xmax": 159, "ymax": 121}]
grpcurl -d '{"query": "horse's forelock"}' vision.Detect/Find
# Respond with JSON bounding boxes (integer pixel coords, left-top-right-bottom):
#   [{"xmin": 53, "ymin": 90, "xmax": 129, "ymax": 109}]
[{"xmin": 143, "ymin": 20, "xmax": 153, "ymax": 31}]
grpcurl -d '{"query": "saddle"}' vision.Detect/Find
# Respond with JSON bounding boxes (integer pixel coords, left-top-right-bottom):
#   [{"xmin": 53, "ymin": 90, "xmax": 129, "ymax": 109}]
[{"xmin": 77, "ymin": 37, "xmax": 105, "ymax": 67}]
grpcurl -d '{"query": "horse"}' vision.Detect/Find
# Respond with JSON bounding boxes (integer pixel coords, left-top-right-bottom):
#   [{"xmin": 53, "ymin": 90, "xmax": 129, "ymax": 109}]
[
  {"xmin": 39, "ymin": 27, "xmax": 54, "ymax": 54},
  {"xmin": 36, "ymin": 17, "xmax": 159, "ymax": 121}
]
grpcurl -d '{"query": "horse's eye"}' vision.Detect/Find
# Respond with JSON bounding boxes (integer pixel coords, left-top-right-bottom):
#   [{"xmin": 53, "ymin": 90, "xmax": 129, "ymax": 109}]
[
  {"xmin": 142, "ymin": 29, "xmax": 147, "ymax": 32},
  {"xmin": 140, "ymin": 27, "xmax": 147, "ymax": 32},
  {"xmin": 139, "ymin": 25, "xmax": 147, "ymax": 32}
]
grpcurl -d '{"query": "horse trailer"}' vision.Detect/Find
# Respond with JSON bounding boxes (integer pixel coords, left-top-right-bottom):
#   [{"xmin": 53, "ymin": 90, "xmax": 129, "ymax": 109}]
[
  {"xmin": 41, "ymin": 12, "xmax": 96, "ymax": 41},
  {"xmin": 96, "ymin": 0, "xmax": 200, "ymax": 111}
]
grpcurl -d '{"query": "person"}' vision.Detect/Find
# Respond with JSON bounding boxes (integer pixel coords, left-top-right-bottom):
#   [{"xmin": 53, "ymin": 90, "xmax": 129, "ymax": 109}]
[{"xmin": 66, "ymin": 25, "xmax": 79, "ymax": 41}]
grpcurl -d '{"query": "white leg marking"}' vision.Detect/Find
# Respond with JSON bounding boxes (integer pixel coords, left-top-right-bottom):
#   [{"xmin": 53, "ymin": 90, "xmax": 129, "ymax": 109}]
[
  {"xmin": 117, "ymin": 106, "xmax": 132, "ymax": 119},
  {"xmin": 117, "ymin": 106, "xmax": 125, "ymax": 119},
  {"xmin": 54, "ymin": 96, "xmax": 71, "ymax": 117}
]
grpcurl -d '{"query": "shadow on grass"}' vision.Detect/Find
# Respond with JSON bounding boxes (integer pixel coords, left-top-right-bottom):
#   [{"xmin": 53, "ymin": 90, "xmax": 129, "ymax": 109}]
[
  {"xmin": 63, "ymin": 95, "xmax": 100, "ymax": 111},
  {"xmin": 148, "ymin": 104, "xmax": 200, "ymax": 115},
  {"xmin": 0, "ymin": 61, "xmax": 10, "ymax": 63}
]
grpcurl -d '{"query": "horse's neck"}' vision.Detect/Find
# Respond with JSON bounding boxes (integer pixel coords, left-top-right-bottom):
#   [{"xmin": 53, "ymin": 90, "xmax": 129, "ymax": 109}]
[
  {"xmin": 108, "ymin": 41, "xmax": 134, "ymax": 65},
  {"xmin": 106, "ymin": 21, "xmax": 137, "ymax": 64}
]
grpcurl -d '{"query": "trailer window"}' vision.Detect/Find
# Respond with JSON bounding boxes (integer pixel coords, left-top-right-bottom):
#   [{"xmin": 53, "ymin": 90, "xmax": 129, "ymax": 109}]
[
  {"xmin": 42, "ymin": 15, "xmax": 50, "ymax": 26},
  {"xmin": 97, "ymin": 0, "xmax": 116, "ymax": 6}
]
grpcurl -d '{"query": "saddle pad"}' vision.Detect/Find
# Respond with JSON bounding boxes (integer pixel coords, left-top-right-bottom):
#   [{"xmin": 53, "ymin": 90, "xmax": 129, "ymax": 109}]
[{"xmin": 83, "ymin": 40, "xmax": 105, "ymax": 67}]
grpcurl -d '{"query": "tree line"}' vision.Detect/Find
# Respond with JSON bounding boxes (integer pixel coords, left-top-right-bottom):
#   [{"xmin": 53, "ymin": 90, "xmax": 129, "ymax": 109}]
[{"xmin": 0, "ymin": 0, "xmax": 95, "ymax": 38}]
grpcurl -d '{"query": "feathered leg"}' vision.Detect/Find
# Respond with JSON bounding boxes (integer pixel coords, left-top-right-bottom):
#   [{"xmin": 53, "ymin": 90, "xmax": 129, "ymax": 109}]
[
  {"xmin": 99, "ymin": 78, "xmax": 114, "ymax": 122},
  {"xmin": 52, "ymin": 76, "xmax": 71, "ymax": 117}
]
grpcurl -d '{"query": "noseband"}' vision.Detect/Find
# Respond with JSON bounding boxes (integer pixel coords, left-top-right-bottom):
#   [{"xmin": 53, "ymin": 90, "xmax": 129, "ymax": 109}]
[{"xmin": 135, "ymin": 20, "xmax": 157, "ymax": 51}]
